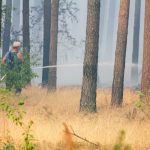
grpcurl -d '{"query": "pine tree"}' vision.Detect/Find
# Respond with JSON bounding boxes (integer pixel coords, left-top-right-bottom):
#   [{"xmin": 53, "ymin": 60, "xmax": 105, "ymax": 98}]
[
  {"xmin": 23, "ymin": 0, "xmax": 30, "ymax": 52},
  {"xmin": 131, "ymin": 0, "xmax": 141, "ymax": 86},
  {"xmin": 80, "ymin": 0, "xmax": 100, "ymax": 112},
  {"xmin": 0, "ymin": 0, "xmax": 2, "ymax": 47},
  {"xmin": 42, "ymin": 0, "xmax": 51, "ymax": 85},
  {"xmin": 141, "ymin": 0, "xmax": 150, "ymax": 97},
  {"xmin": 2, "ymin": 0, "xmax": 12, "ymax": 56},
  {"xmin": 111, "ymin": 0, "xmax": 130, "ymax": 106},
  {"xmin": 48, "ymin": 0, "xmax": 59, "ymax": 91}
]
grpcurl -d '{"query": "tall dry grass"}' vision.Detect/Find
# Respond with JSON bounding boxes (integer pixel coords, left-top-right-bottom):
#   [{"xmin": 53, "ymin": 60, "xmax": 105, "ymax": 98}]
[{"xmin": 0, "ymin": 86, "xmax": 150, "ymax": 150}]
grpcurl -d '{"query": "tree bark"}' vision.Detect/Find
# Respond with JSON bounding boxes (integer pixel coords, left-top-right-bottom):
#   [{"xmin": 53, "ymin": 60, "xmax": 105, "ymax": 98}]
[
  {"xmin": 0, "ymin": 0, "xmax": 2, "ymax": 47},
  {"xmin": 80, "ymin": 0, "xmax": 100, "ymax": 112},
  {"xmin": 2, "ymin": 0, "xmax": 12, "ymax": 57},
  {"xmin": 141, "ymin": 0, "xmax": 150, "ymax": 97},
  {"xmin": 111, "ymin": 0, "xmax": 130, "ymax": 106},
  {"xmin": 42, "ymin": 0, "xmax": 51, "ymax": 86},
  {"xmin": 23, "ymin": 0, "xmax": 30, "ymax": 52},
  {"xmin": 131, "ymin": 0, "xmax": 141, "ymax": 86},
  {"xmin": 48, "ymin": 0, "xmax": 59, "ymax": 91}
]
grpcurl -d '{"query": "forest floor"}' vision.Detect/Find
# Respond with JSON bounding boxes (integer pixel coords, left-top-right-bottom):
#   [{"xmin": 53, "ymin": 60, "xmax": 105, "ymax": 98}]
[{"xmin": 0, "ymin": 86, "xmax": 150, "ymax": 150}]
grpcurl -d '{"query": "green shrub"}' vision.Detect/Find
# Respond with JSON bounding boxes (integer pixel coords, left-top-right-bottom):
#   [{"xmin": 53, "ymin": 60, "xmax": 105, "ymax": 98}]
[
  {"xmin": 2, "ymin": 143, "xmax": 15, "ymax": 150},
  {"xmin": 104, "ymin": 130, "xmax": 131, "ymax": 150},
  {"xmin": 0, "ymin": 50, "xmax": 37, "ymax": 90},
  {"xmin": 0, "ymin": 89, "xmax": 36, "ymax": 150},
  {"xmin": 112, "ymin": 130, "xmax": 131, "ymax": 150},
  {"xmin": 135, "ymin": 91, "xmax": 150, "ymax": 119},
  {"xmin": 20, "ymin": 121, "xmax": 36, "ymax": 150}
]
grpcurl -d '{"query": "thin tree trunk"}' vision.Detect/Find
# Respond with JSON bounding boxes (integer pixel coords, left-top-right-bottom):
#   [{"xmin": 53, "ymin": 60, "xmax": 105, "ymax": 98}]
[
  {"xmin": 42, "ymin": 0, "xmax": 51, "ymax": 86},
  {"xmin": 12, "ymin": 0, "xmax": 21, "ymax": 40},
  {"xmin": 2, "ymin": 0, "xmax": 12, "ymax": 57},
  {"xmin": 48, "ymin": 0, "xmax": 59, "ymax": 91},
  {"xmin": 141, "ymin": 0, "xmax": 150, "ymax": 98},
  {"xmin": 111, "ymin": 0, "xmax": 130, "ymax": 106},
  {"xmin": 23, "ymin": 0, "xmax": 30, "ymax": 52},
  {"xmin": 80, "ymin": 0, "xmax": 100, "ymax": 112},
  {"xmin": 105, "ymin": 0, "xmax": 116, "ymax": 62},
  {"xmin": 0, "ymin": 0, "xmax": 2, "ymax": 47},
  {"xmin": 131, "ymin": 0, "xmax": 141, "ymax": 86}
]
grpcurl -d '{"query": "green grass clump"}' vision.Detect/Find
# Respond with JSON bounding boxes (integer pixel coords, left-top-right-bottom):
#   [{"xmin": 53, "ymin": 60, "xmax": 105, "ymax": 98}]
[{"xmin": 104, "ymin": 130, "xmax": 131, "ymax": 150}]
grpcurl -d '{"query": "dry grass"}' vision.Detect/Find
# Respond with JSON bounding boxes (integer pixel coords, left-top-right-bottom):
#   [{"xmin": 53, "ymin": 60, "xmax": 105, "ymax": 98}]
[
  {"xmin": 0, "ymin": 86, "xmax": 150, "ymax": 150},
  {"xmin": 63, "ymin": 123, "xmax": 75, "ymax": 150}
]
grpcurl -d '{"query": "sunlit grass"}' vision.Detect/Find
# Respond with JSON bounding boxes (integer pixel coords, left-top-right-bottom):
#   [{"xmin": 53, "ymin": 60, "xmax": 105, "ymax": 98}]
[{"xmin": 0, "ymin": 86, "xmax": 150, "ymax": 150}]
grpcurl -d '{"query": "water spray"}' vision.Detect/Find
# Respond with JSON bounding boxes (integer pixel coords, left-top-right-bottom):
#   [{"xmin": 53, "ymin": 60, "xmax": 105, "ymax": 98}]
[{"xmin": 0, "ymin": 74, "xmax": 6, "ymax": 81}]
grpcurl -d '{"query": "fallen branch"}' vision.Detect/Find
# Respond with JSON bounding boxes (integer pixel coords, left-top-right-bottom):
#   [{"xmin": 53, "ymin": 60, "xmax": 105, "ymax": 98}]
[{"xmin": 69, "ymin": 125, "xmax": 100, "ymax": 148}]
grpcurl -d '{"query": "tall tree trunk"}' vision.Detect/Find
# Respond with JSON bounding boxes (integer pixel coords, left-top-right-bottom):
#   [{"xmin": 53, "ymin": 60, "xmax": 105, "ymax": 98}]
[
  {"xmin": 131, "ymin": 0, "xmax": 141, "ymax": 86},
  {"xmin": 80, "ymin": 0, "xmax": 100, "ymax": 112},
  {"xmin": 141, "ymin": 0, "xmax": 150, "ymax": 97},
  {"xmin": 12, "ymin": 0, "xmax": 21, "ymax": 40},
  {"xmin": 48, "ymin": 0, "xmax": 59, "ymax": 91},
  {"xmin": 2, "ymin": 0, "xmax": 12, "ymax": 57},
  {"xmin": 23, "ymin": 0, "xmax": 30, "ymax": 52},
  {"xmin": 0, "ymin": 0, "xmax": 2, "ymax": 47},
  {"xmin": 105, "ymin": 0, "xmax": 117, "ymax": 62},
  {"xmin": 42, "ymin": 0, "xmax": 51, "ymax": 86},
  {"xmin": 111, "ymin": 0, "xmax": 130, "ymax": 106}
]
